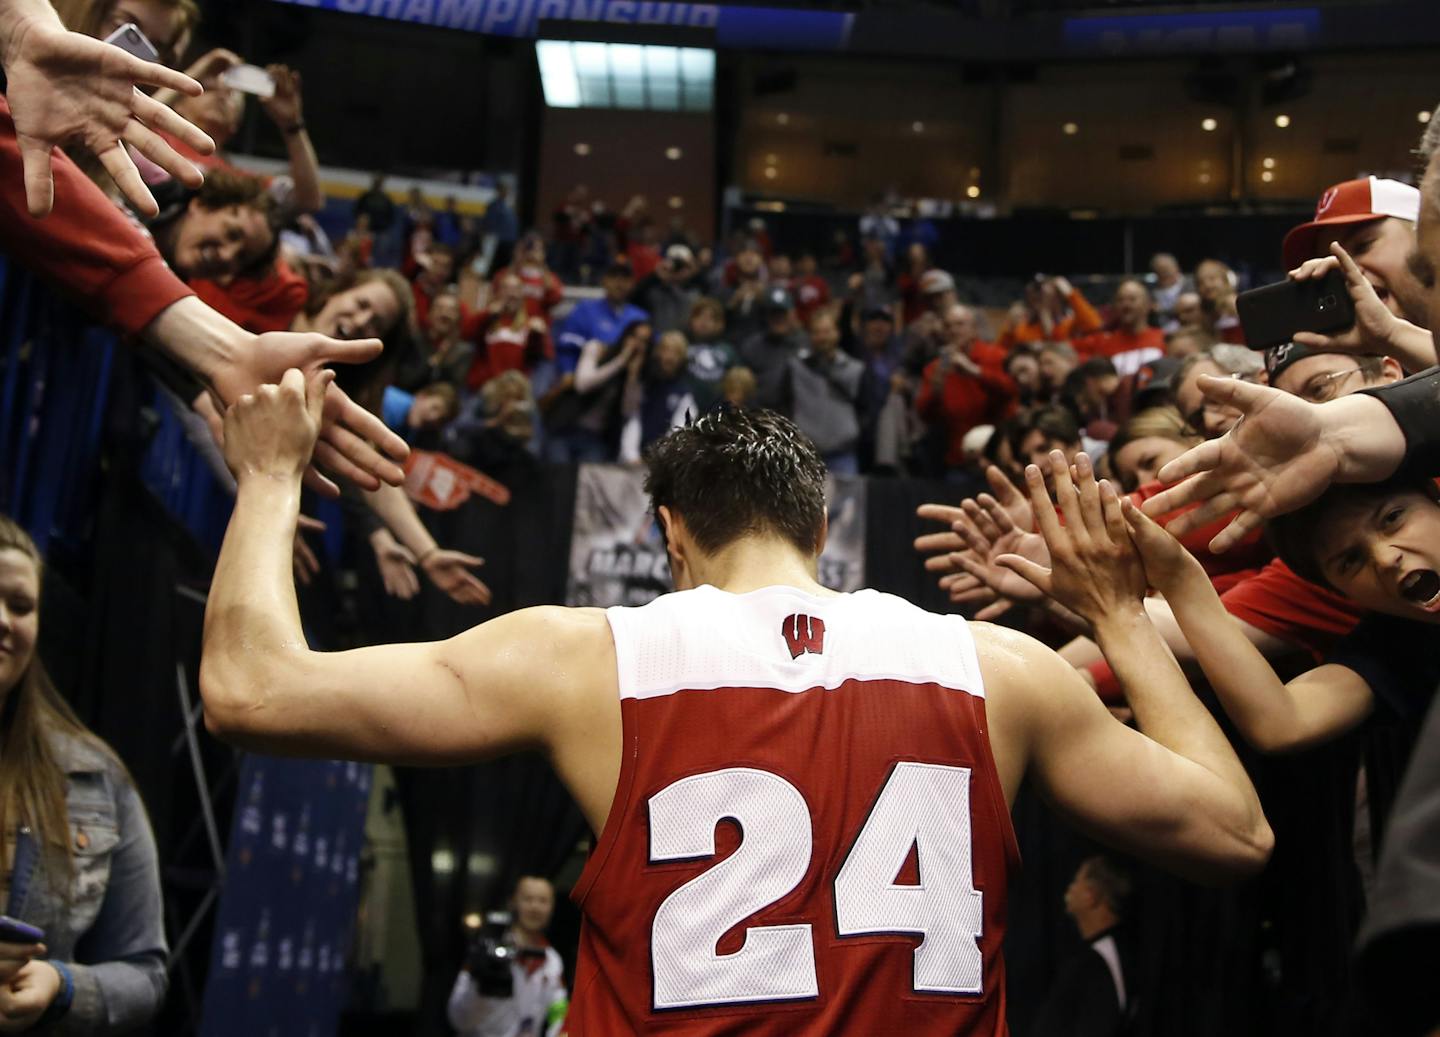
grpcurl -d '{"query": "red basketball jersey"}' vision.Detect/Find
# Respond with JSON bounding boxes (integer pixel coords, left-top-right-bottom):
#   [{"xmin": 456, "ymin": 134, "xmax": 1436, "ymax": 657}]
[{"xmin": 568, "ymin": 586, "xmax": 1019, "ymax": 1035}]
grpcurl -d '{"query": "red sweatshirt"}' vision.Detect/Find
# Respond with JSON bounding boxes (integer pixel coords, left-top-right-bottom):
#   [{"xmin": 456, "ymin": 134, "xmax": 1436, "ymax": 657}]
[
  {"xmin": 0, "ymin": 97, "xmax": 192, "ymax": 334},
  {"xmin": 916, "ymin": 342, "xmax": 1017, "ymax": 467}
]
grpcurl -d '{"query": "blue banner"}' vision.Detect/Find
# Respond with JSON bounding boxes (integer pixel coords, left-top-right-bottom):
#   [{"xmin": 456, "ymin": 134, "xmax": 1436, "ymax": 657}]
[
  {"xmin": 200, "ymin": 757, "xmax": 372, "ymax": 1037},
  {"xmin": 1065, "ymin": 7, "xmax": 1320, "ymax": 56},
  {"xmin": 269, "ymin": 0, "xmax": 853, "ymax": 51}
]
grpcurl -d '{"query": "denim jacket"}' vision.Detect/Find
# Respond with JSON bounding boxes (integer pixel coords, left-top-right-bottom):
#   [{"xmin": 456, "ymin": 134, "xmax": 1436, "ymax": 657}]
[{"xmin": 6, "ymin": 732, "xmax": 167, "ymax": 1034}]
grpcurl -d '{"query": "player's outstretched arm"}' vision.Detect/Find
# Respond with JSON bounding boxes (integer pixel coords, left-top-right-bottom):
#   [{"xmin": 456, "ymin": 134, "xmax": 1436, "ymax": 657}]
[
  {"xmin": 985, "ymin": 452, "xmax": 1272, "ymax": 882},
  {"xmin": 199, "ymin": 370, "xmax": 613, "ymax": 777}
]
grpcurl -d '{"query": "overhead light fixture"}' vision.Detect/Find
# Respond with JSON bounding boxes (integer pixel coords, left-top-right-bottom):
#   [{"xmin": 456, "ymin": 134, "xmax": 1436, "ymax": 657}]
[
  {"xmin": 463, "ymin": 913, "xmax": 482, "ymax": 929},
  {"xmin": 1275, "ymin": 114, "xmax": 1291, "ymax": 128},
  {"xmin": 668, "ymin": 196, "xmax": 684, "ymax": 209},
  {"xmin": 969, "ymin": 166, "xmax": 981, "ymax": 178},
  {"xmin": 1262, "ymin": 156, "xmax": 1275, "ymax": 169},
  {"xmin": 1420, "ymin": 111, "xmax": 1433, "ymax": 125},
  {"xmin": 1261, "ymin": 170, "xmax": 1274, "ymax": 182},
  {"xmin": 764, "ymin": 167, "xmax": 778, "ymax": 180},
  {"xmin": 912, "ymin": 121, "xmax": 925, "ymax": 133},
  {"xmin": 1063, "ymin": 122, "xmax": 1079, "ymax": 136},
  {"xmin": 966, "ymin": 185, "xmax": 980, "ymax": 199},
  {"xmin": 1201, "ymin": 117, "xmax": 1218, "ymax": 132},
  {"xmin": 573, "ymin": 142, "xmax": 591, "ymax": 156},
  {"xmin": 777, "ymin": 112, "xmax": 790, "ymax": 125},
  {"xmin": 1199, "ymin": 173, "xmax": 1212, "ymax": 184},
  {"xmin": 766, "ymin": 153, "xmax": 778, "ymax": 164},
  {"xmin": 535, "ymin": 41, "xmax": 713, "ymax": 111},
  {"xmin": 665, "ymin": 146, "xmax": 682, "ymax": 160}
]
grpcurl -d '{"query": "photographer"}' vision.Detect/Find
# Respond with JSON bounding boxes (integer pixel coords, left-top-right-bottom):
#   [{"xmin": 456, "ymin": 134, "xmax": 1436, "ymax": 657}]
[{"xmin": 448, "ymin": 877, "xmax": 567, "ymax": 1037}]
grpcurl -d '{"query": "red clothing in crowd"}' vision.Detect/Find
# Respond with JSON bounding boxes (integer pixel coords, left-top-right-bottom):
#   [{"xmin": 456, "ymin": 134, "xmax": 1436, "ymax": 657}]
[
  {"xmin": 411, "ymin": 278, "xmax": 442, "ymax": 330},
  {"xmin": 1075, "ymin": 325, "xmax": 1165, "ymax": 377},
  {"xmin": 191, "ymin": 257, "xmax": 310, "ymax": 334},
  {"xmin": 793, "ymin": 274, "xmax": 832, "ymax": 326},
  {"xmin": 895, "ymin": 268, "xmax": 930, "ymax": 326},
  {"xmin": 491, "ymin": 263, "xmax": 564, "ymax": 324},
  {"xmin": 0, "ymin": 98, "xmax": 192, "ymax": 335},
  {"xmin": 916, "ymin": 343, "xmax": 1017, "ymax": 468},
  {"xmin": 997, "ymin": 289, "xmax": 1104, "ymax": 351},
  {"xmin": 1127, "ymin": 481, "xmax": 1273, "ymax": 591},
  {"xmin": 464, "ymin": 308, "xmax": 553, "ymax": 391},
  {"xmin": 626, "ymin": 241, "xmax": 661, "ymax": 282}
]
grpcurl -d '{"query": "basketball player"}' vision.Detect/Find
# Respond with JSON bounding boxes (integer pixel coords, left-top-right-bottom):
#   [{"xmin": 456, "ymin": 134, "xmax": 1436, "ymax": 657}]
[{"xmin": 201, "ymin": 369, "xmax": 1271, "ymax": 1034}]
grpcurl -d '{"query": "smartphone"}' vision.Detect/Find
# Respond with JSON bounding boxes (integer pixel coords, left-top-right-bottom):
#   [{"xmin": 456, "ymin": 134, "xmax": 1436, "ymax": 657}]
[
  {"xmin": 1237, "ymin": 268, "xmax": 1355, "ymax": 350},
  {"xmin": 220, "ymin": 64, "xmax": 276, "ymax": 99},
  {"xmin": 0, "ymin": 916, "xmax": 44, "ymax": 945},
  {"xmin": 103, "ymin": 22, "xmax": 159, "ymax": 64}
]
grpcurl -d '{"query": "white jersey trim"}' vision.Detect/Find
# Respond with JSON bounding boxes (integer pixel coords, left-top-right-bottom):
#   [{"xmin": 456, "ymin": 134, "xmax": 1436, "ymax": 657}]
[{"xmin": 604, "ymin": 585, "xmax": 985, "ymax": 703}]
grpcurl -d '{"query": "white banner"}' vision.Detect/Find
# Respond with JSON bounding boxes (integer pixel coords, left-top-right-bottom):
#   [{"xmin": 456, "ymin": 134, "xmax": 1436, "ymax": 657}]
[{"xmin": 566, "ymin": 465, "xmax": 866, "ymax": 608}]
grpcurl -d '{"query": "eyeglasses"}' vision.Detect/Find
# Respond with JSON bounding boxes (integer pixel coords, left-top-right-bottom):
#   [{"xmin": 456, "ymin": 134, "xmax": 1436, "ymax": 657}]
[
  {"xmin": 1183, "ymin": 371, "xmax": 1261, "ymax": 435},
  {"xmin": 1297, "ymin": 366, "xmax": 1362, "ymax": 404}
]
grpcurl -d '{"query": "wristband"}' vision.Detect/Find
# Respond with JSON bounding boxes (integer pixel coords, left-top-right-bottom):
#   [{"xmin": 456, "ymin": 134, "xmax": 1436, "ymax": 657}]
[
  {"xmin": 1358, "ymin": 366, "xmax": 1440, "ymax": 481},
  {"xmin": 36, "ymin": 960, "xmax": 75, "ymax": 1026},
  {"xmin": 283, "ymin": 121, "xmax": 306, "ymax": 136}
]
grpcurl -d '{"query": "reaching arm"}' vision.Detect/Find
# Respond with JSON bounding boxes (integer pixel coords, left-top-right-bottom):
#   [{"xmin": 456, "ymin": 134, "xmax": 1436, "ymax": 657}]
[
  {"xmin": 1127, "ymin": 509, "xmax": 1374, "ymax": 752},
  {"xmin": 574, "ymin": 339, "xmax": 632, "ymax": 394},
  {"xmin": 260, "ymin": 65, "xmax": 323, "ymax": 214},
  {"xmin": 201, "ymin": 370, "xmax": 593, "ymax": 767},
  {"xmin": 988, "ymin": 451, "xmax": 1271, "ymax": 881},
  {"xmin": 363, "ymin": 481, "xmax": 491, "ymax": 606}
]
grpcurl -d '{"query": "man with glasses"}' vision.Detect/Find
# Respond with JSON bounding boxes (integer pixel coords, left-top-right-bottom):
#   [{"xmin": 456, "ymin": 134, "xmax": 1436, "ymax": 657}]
[
  {"xmin": 1172, "ymin": 345, "xmax": 1266, "ymax": 439},
  {"xmin": 1263, "ymin": 343, "xmax": 1404, "ymax": 405}
]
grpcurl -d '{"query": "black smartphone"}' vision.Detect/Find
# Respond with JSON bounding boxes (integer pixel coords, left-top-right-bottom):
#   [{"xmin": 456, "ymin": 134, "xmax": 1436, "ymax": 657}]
[
  {"xmin": 1236, "ymin": 268, "xmax": 1354, "ymax": 350},
  {"xmin": 0, "ymin": 915, "xmax": 44, "ymax": 945}
]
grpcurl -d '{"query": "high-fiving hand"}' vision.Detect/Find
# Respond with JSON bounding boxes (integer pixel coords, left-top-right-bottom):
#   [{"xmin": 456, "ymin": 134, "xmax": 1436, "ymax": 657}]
[
  {"xmin": 2, "ymin": 12, "xmax": 216, "ymax": 217},
  {"xmin": 997, "ymin": 451, "xmax": 1147, "ymax": 626}
]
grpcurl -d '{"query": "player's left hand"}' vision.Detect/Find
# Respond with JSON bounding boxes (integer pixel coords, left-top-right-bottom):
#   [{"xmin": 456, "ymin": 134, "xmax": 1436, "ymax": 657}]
[{"xmin": 996, "ymin": 451, "xmax": 1146, "ymax": 624}]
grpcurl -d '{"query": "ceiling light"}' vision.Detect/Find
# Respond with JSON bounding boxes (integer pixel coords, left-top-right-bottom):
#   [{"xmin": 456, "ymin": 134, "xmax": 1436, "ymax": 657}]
[
  {"xmin": 764, "ymin": 167, "xmax": 778, "ymax": 180},
  {"xmin": 1420, "ymin": 111, "xmax": 1433, "ymax": 125},
  {"xmin": 1262, "ymin": 157, "xmax": 1275, "ymax": 169},
  {"xmin": 1199, "ymin": 173, "xmax": 1212, "ymax": 184},
  {"xmin": 573, "ymin": 142, "xmax": 591, "ymax": 156},
  {"xmin": 966, "ymin": 185, "xmax": 980, "ymax": 199},
  {"xmin": 1201, "ymin": 117, "xmax": 1218, "ymax": 132},
  {"xmin": 912, "ymin": 121, "xmax": 925, "ymax": 133},
  {"xmin": 1275, "ymin": 114, "xmax": 1291, "ymax": 128},
  {"xmin": 535, "ymin": 41, "xmax": 713, "ymax": 112},
  {"xmin": 777, "ymin": 112, "xmax": 789, "ymax": 125},
  {"xmin": 969, "ymin": 166, "xmax": 981, "ymax": 178},
  {"xmin": 668, "ymin": 196, "xmax": 684, "ymax": 209},
  {"xmin": 1063, "ymin": 122, "xmax": 1079, "ymax": 136},
  {"xmin": 665, "ymin": 146, "xmax": 682, "ymax": 160},
  {"xmin": 1261, "ymin": 170, "xmax": 1274, "ymax": 182},
  {"xmin": 766, "ymin": 153, "xmax": 778, "ymax": 163}
]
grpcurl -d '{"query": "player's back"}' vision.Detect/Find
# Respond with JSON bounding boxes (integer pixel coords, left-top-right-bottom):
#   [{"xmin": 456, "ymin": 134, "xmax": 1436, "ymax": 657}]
[{"xmin": 568, "ymin": 585, "xmax": 1018, "ymax": 1035}]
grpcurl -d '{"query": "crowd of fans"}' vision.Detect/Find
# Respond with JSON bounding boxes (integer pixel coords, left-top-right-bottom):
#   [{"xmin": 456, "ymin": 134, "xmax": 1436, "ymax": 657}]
[{"xmin": 3, "ymin": 1, "xmax": 1440, "ymax": 1035}]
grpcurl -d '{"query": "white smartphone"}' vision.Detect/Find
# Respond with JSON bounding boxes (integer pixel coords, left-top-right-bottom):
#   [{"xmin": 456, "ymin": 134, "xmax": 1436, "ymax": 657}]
[
  {"xmin": 103, "ymin": 22, "xmax": 160, "ymax": 64},
  {"xmin": 220, "ymin": 64, "xmax": 276, "ymax": 99}
]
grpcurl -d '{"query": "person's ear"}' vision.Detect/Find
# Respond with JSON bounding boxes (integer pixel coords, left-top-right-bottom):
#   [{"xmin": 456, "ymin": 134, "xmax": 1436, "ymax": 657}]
[
  {"xmin": 1380, "ymin": 356, "xmax": 1406, "ymax": 384},
  {"xmin": 659, "ymin": 506, "xmax": 687, "ymax": 572},
  {"xmin": 814, "ymin": 508, "xmax": 829, "ymax": 558}
]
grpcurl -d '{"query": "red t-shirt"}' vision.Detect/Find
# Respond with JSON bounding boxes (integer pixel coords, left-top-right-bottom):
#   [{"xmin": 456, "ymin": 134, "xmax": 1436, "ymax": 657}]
[
  {"xmin": 571, "ymin": 587, "xmax": 1015, "ymax": 1035},
  {"xmin": 916, "ymin": 343, "xmax": 1017, "ymax": 468},
  {"xmin": 492, "ymin": 264, "xmax": 564, "ymax": 324},
  {"xmin": 793, "ymin": 275, "xmax": 832, "ymax": 327},
  {"xmin": 1220, "ymin": 559, "xmax": 1365, "ymax": 659},
  {"xmin": 465, "ymin": 309, "xmax": 553, "ymax": 391},
  {"xmin": 190, "ymin": 258, "xmax": 310, "ymax": 334},
  {"xmin": 1127, "ymin": 482, "xmax": 1273, "ymax": 588},
  {"xmin": 0, "ymin": 98, "xmax": 192, "ymax": 335},
  {"xmin": 1075, "ymin": 326, "xmax": 1165, "ymax": 378}
]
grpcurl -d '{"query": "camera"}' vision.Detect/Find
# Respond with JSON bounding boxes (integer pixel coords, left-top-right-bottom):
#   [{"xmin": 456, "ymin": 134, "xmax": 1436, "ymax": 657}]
[{"xmin": 466, "ymin": 911, "xmax": 517, "ymax": 998}]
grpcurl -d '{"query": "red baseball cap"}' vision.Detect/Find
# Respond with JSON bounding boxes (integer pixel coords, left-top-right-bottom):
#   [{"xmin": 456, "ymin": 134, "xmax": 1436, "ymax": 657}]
[{"xmin": 1281, "ymin": 176, "xmax": 1420, "ymax": 269}]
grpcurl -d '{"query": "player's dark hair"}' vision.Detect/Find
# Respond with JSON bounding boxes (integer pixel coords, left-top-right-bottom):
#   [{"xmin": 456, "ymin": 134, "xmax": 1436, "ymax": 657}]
[
  {"xmin": 1082, "ymin": 855, "xmax": 1132, "ymax": 918},
  {"xmin": 644, "ymin": 408, "xmax": 827, "ymax": 556},
  {"xmin": 1269, "ymin": 475, "xmax": 1440, "ymax": 590}
]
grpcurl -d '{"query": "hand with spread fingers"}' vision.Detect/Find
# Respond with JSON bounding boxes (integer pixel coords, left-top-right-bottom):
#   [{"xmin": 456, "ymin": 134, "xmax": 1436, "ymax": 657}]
[
  {"xmin": 371, "ymin": 529, "xmax": 421, "ymax": 601},
  {"xmin": 948, "ymin": 495, "xmax": 1050, "ymax": 618},
  {"xmin": 0, "ymin": 5, "xmax": 216, "ymax": 217},
  {"xmin": 206, "ymin": 330, "xmax": 410, "ymax": 497},
  {"xmin": 1138, "ymin": 376, "xmax": 1402, "ymax": 553},
  {"xmin": 420, "ymin": 550, "xmax": 492, "ymax": 607},
  {"xmin": 997, "ymin": 451, "xmax": 1146, "ymax": 626},
  {"xmin": 914, "ymin": 465, "xmax": 1034, "ymax": 580}
]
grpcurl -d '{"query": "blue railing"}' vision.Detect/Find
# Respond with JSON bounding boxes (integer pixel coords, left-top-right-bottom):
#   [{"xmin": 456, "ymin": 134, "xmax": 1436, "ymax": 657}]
[{"xmin": 0, "ymin": 256, "xmax": 116, "ymax": 557}]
